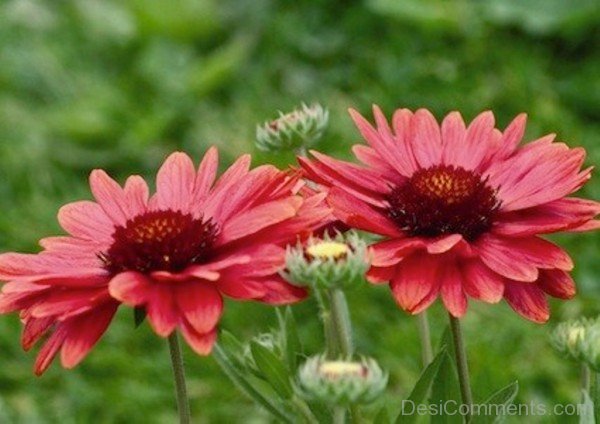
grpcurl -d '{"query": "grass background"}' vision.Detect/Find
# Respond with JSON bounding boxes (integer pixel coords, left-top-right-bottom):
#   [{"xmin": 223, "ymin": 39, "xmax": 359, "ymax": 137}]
[{"xmin": 0, "ymin": 0, "xmax": 599, "ymax": 422}]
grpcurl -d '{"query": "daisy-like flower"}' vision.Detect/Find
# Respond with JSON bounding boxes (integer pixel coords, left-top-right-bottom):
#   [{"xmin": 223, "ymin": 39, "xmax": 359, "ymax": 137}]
[
  {"xmin": 0, "ymin": 148, "xmax": 332, "ymax": 374},
  {"xmin": 299, "ymin": 106, "xmax": 600, "ymax": 323}
]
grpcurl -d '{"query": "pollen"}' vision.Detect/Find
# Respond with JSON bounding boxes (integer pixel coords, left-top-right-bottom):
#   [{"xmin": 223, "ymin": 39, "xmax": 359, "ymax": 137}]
[
  {"xmin": 306, "ymin": 241, "xmax": 350, "ymax": 260},
  {"xmin": 319, "ymin": 361, "xmax": 368, "ymax": 380},
  {"xmin": 100, "ymin": 210, "xmax": 218, "ymax": 274},
  {"xmin": 387, "ymin": 165, "xmax": 500, "ymax": 241}
]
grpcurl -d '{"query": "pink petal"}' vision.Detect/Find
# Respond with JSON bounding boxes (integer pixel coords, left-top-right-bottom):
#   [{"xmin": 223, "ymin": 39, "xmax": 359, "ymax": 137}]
[
  {"xmin": 537, "ymin": 269, "xmax": 576, "ymax": 299},
  {"xmin": 349, "ymin": 107, "xmax": 417, "ymax": 177},
  {"xmin": 217, "ymin": 278, "xmax": 266, "ymax": 300},
  {"xmin": 327, "ymin": 188, "xmax": 402, "ymax": 238},
  {"xmin": 494, "ymin": 113, "xmax": 527, "ymax": 159},
  {"xmin": 440, "ymin": 263, "xmax": 467, "ymax": 317},
  {"xmin": 460, "ymin": 111, "xmax": 495, "ymax": 170},
  {"xmin": 202, "ymin": 155, "xmax": 252, "ymax": 220},
  {"xmin": 155, "ymin": 152, "xmax": 196, "ymax": 213},
  {"xmin": 475, "ymin": 234, "xmax": 572, "ymax": 282},
  {"xmin": 124, "ymin": 175, "xmax": 149, "ymax": 216},
  {"xmin": 108, "ymin": 272, "xmax": 152, "ymax": 306},
  {"xmin": 494, "ymin": 197, "xmax": 600, "ymax": 236},
  {"xmin": 30, "ymin": 288, "xmax": 108, "ymax": 319},
  {"xmin": 60, "ymin": 302, "xmax": 118, "ymax": 369},
  {"xmin": 89, "ymin": 170, "xmax": 130, "ymax": 226},
  {"xmin": 22, "ymin": 317, "xmax": 54, "ymax": 351},
  {"xmin": 504, "ymin": 282, "xmax": 549, "ymax": 323},
  {"xmin": 390, "ymin": 253, "xmax": 440, "ymax": 314},
  {"xmin": 58, "ymin": 201, "xmax": 115, "ymax": 242},
  {"xmin": 352, "ymin": 145, "xmax": 404, "ymax": 183},
  {"xmin": 440, "ymin": 111, "xmax": 467, "ymax": 166},
  {"xmin": 219, "ymin": 197, "xmax": 301, "ymax": 243},
  {"xmin": 408, "ymin": 109, "xmax": 442, "ymax": 169},
  {"xmin": 194, "ymin": 146, "xmax": 219, "ymax": 201},
  {"xmin": 146, "ymin": 284, "xmax": 179, "ymax": 337},
  {"xmin": 298, "ymin": 156, "xmax": 387, "ymax": 208},
  {"xmin": 461, "ymin": 260, "xmax": 504, "ymax": 303},
  {"xmin": 370, "ymin": 238, "xmax": 425, "ymax": 267},
  {"xmin": 176, "ymin": 283, "xmax": 223, "ymax": 334},
  {"xmin": 366, "ymin": 265, "xmax": 396, "ymax": 284},
  {"xmin": 255, "ymin": 277, "xmax": 307, "ymax": 305},
  {"xmin": 180, "ymin": 324, "xmax": 217, "ymax": 355},
  {"xmin": 34, "ymin": 324, "xmax": 68, "ymax": 375}
]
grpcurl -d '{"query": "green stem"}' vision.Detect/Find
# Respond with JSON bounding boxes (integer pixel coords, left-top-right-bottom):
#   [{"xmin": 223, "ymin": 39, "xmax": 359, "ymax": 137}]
[
  {"xmin": 333, "ymin": 406, "xmax": 346, "ymax": 424},
  {"xmin": 168, "ymin": 333, "xmax": 191, "ymax": 424},
  {"xmin": 417, "ymin": 311, "xmax": 434, "ymax": 367},
  {"xmin": 448, "ymin": 315, "xmax": 473, "ymax": 421},
  {"xmin": 314, "ymin": 288, "xmax": 338, "ymax": 357},
  {"xmin": 582, "ymin": 364, "xmax": 591, "ymax": 393},
  {"xmin": 329, "ymin": 288, "xmax": 353, "ymax": 357}
]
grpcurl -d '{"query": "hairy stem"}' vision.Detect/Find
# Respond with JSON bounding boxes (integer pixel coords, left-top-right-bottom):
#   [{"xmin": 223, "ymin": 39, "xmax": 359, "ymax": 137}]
[
  {"xmin": 168, "ymin": 333, "xmax": 191, "ymax": 424},
  {"xmin": 448, "ymin": 314, "xmax": 473, "ymax": 421},
  {"xmin": 417, "ymin": 311, "xmax": 434, "ymax": 366},
  {"xmin": 329, "ymin": 288, "xmax": 353, "ymax": 357}
]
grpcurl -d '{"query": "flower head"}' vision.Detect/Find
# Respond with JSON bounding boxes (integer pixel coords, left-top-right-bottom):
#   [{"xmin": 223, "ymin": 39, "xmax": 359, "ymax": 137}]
[
  {"xmin": 0, "ymin": 148, "xmax": 332, "ymax": 374},
  {"xmin": 299, "ymin": 106, "xmax": 600, "ymax": 322},
  {"xmin": 296, "ymin": 355, "xmax": 387, "ymax": 405},
  {"xmin": 256, "ymin": 103, "xmax": 329, "ymax": 152},
  {"xmin": 284, "ymin": 232, "xmax": 369, "ymax": 291}
]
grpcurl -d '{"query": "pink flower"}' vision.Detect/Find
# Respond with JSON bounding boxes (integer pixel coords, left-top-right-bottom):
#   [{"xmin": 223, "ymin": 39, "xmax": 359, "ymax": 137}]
[
  {"xmin": 299, "ymin": 106, "xmax": 600, "ymax": 323},
  {"xmin": 0, "ymin": 148, "xmax": 332, "ymax": 374}
]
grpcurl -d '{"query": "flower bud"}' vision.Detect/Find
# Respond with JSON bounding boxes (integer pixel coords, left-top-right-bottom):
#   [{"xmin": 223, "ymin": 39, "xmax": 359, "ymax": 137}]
[
  {"xmin": 551, "ymin": 317, "xmax": 597, "ymax": 362},
  {"xmin": 296, "ymin": 355, "xmax": 387, "ymax": 405},
  {"xmin": 256, "ymin": 103, "xmax": 329, "ymax": 152},
  {"xmin": 283, "ymin": 232, "xmax": 369, "ymax": 291}
]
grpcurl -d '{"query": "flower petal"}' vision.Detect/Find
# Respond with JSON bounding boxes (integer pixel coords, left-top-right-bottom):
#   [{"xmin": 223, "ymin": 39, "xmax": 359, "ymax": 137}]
[
  {"xmin": 440, "ymin": 263, "xmax": 468, "ymax": 317},
  {"xmin": 180, "ymin": 324, "xmax": 218, "ymax": 356},
  {"xmin": 390, "ymin": 253, "xmax": 439, "ymax": 314},
  {"xmin": 504, "ymin": 282, "xmax": 549, "ymax": 323},
  {"xmin": 461, "ymin": 260, "xmax": 504, "ymax": 303},
  {"xmin": 537, "ymin": 269, "xmax": 576, "ymax": 299},
  {"xmin": 176, "ymin": 283, "xmax": 223, "ymax": 334},
  {"xmin": 108, "ymin": 272, "xmax": 152, "ymax": 306},
  {"xmin": 89, "ymin": 170, "xmax": 130, "ymax": 226},
  {"xmin": 155, "ymin": 152, "xmax": 196, "ymax": 213}
]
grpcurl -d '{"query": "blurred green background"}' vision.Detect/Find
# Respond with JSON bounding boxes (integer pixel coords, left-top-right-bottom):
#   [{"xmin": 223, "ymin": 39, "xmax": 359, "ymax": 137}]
[{"xmin": 0, "ymin": 0, "xmax": 599, "ymax": 422}]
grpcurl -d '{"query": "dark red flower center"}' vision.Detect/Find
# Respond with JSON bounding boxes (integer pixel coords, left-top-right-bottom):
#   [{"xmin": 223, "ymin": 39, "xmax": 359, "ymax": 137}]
[
  {"xmin": 387, "ymin": 165, "xmax": 500, "ymax": 241},
  {"xmin": 100, "ymin": 210, "xmax": 218, "ymax": 273}
]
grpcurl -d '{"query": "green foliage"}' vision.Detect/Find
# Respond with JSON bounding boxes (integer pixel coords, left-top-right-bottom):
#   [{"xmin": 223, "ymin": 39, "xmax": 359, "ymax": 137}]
[{"xmin": 0, "ymin": 0, "xmax": 599, "ymax": 421}]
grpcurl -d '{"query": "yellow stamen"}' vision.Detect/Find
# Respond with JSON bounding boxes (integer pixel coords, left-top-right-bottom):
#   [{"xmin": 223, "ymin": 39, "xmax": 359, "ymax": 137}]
[
  {"xmin": 306, "ymin": 241, "xmax": 349, "ymax": 260},
  {"xmin": 319, "ymin": 361, "xmax": 366, "ymax": 379}
]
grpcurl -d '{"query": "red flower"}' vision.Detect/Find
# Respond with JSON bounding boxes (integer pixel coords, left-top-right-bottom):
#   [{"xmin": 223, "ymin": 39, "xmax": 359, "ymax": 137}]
[
  {"xmin": 0, "ymin": 148, "xmax": 331, "ymax": 374},
  {"xmin": 299, "ymin": 106, "xmax": 600, "ymax": 323}
]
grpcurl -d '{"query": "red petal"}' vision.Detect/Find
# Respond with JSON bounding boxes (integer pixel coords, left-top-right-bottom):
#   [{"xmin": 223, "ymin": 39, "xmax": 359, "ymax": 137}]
[
  {"xmin": 176, "ymin": 284, "xmax": 223, "ymax": 334},
  {"xmin": 180, "ymin": 324, "xmax": 218, "ymax": 356},
  {"xmin": 504, "ymin": 282, "xmax": 549, "ymax": 323},
  {"xmin": 538, "ymin": 269, "xmax": 576, "ymax": 299},
  {"xmin": 390, "ymin": 253, "xmax": 440, "ymax": 314}
]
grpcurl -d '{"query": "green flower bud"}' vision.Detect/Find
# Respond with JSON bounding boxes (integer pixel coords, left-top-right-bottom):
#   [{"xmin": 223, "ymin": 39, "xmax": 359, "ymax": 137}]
[
  {"xmin": 283, "ymin": 232, "xmax": 369, "ymax": 291},
  {"xmin": 580, "ymin": 326, "xmax": 600, "ymax": 373},
  {"xmin": 256, "ymin": 103, "xmax": 329, "ymax": 152},
  {"xmin": 296, "ymin": 355, "xmax": 387, "ymax": 405},
  {"xmin": 550, "ymin": 317, "xmax": 598, "ymax": 362}
]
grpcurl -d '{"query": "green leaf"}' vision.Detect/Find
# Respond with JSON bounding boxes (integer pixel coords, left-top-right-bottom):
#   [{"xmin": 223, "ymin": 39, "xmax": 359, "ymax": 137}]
[
  {"xmin": 592, "ymin": 371, "xmax": 600, "ymax": 424},
  {"xmin": 470, "ymin": 381, "xmax": 519, "ymax": 424},
  {"xmin": 133, "ymin": 307, "xmax": 146, "ymax": 328},
  {"xmin": 213, "ymin": 344, "xmax": 293, "ymax": 423},
  {"xmin": 396, "ymin": 347, "xmax": 447, "ymax": 424},
  {"xmin": 281, "ymin": 307, "xmax": 302, "ymax": 371},
  {"xmin": 430, "ymin": 351, "xmax": 462, "ymax": 424},
  {"xmin": 250, "ymin": 341, "xmax": 294, "ymax": 399},
  {"xmin": 580, "ymin": 390, "xmax": 595, "ymax": 424}
]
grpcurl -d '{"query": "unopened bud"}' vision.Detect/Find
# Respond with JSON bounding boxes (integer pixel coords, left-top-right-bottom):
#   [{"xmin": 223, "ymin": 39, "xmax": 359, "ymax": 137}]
[{"xmin": 256, "ymin": 103, "xmax": 328, "ymax": 152}]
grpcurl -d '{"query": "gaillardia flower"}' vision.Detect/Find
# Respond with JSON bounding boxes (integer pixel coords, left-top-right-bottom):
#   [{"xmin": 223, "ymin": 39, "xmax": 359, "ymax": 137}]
[
  {"xmin": 299, "ymin": 106, "xmax": 600, "ymax": 322},
  {"xmin": 0, "ymin": 148, "xmax": 331, "ymax": 374}
]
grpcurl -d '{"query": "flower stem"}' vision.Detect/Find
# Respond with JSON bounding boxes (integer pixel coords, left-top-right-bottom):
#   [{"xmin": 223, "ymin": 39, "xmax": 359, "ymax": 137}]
[
  {"xmin": 168, "ymin": 333, "xmax": 191, "ymax": 424},
  {"xmin": 448, "ymin": 314, "xmax": 473, "ymax": 420},
  {"xmin": 314, "ymin": 288, "xmax": 338, "ymax": 357},
  {"xmin": 333, "ymin": 406, "xmax": 346, "ymax": 424},
  {"xmin": 417, "ymin": 311, "xmax": 434, "ymax": 366},
  {"xmin": 329, "ymin": 288, "xmax": 353, "ymax": 357},
  {"xmin": 582, "ymin": 364, "xmax": 591, "ymax": 395}
]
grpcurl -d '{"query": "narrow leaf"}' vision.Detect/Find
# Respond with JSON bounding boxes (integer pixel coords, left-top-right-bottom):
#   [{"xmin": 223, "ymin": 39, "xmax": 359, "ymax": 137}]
[
  {"xmin": 251, "ymin": 341, "xmax": 294, "ymax": 399},
  {"xmin": 213, "ymin": 344, "xmax": 293, "ymax": 423},
  {"xmin": 374, "ymin": 406, "xmax": 391, "ymax": 424},
  {"xmin": 471, "ymin": 381, "xmax": 519, "ymax": 424},
  {"xmin": 396, "ymin": 347, "xmax": 447, "ymax": 423},
  {"xmin": 430, "ymin": 351, "xmax": 462, "ymax": 424},
  {"xmin": 283, "ymin": 307, "xmax": 302, "ymax": 371}
]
